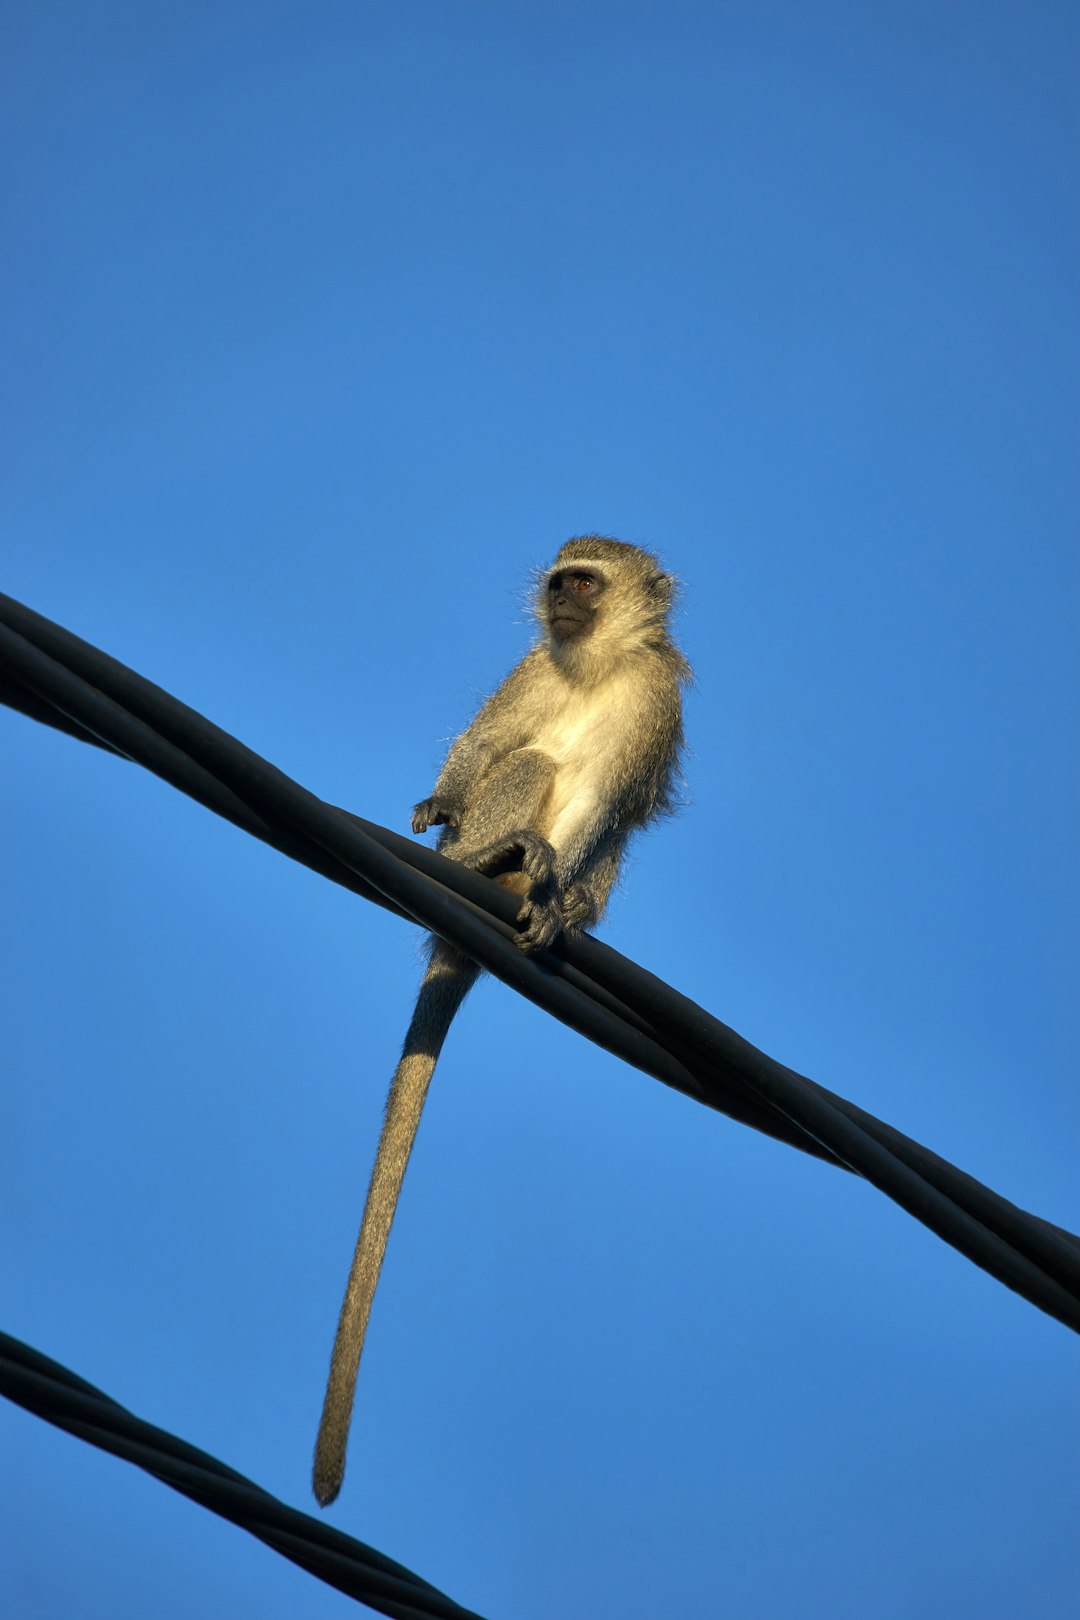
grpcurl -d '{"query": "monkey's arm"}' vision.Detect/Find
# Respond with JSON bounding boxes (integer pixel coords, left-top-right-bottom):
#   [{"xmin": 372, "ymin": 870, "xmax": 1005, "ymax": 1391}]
[{"xmin": 413, "ymin": 658, "xmax": 539, "ymax": 831}]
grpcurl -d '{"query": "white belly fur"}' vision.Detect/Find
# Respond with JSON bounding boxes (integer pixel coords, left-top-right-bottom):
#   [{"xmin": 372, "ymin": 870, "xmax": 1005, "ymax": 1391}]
[{"xmin": 526, "ymin": 671, "xmax": 636, "ymax": 851}]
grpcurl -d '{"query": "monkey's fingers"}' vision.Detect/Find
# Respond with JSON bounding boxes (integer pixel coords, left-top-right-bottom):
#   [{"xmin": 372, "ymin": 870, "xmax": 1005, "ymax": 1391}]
[{"xmin": 411, "ymin": 797, "xmax": 460, "ymax": 834}]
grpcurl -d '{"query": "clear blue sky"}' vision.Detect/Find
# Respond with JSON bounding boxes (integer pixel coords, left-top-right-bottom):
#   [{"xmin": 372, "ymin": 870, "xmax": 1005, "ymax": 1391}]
[{"xmin": 3, "ymin": 4, "xmax": 1077, "ymax": 1617}]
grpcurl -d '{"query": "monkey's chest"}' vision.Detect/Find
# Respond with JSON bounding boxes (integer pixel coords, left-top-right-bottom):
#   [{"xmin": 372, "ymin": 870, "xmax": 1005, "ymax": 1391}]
[
  {"xmin": 530, "ymin": 688, "xmax": 619, "ymax": 769},
  {"xmin": 528, "ymin": 687, "xmax": 628, "ymax": 825}
]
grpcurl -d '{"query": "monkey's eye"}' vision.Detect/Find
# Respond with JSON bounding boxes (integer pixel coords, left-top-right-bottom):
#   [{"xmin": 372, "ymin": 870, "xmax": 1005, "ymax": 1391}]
[{"xmin": 573, "ymin": 575, "xmax": 596, "ymax": 592}]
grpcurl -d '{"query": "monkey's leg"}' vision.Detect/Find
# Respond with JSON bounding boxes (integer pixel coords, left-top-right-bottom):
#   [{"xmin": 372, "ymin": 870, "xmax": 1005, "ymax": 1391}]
[
  {"xmin": 452, "ymin": 748, "xmax": 565, "ymax": 949},
  {"xmin": 313, "ymin": 943, "xmax": 479, "ymax": 1507},
  {"xmin": 457, "ymin": 747, "xmax": 552, "ymax": 840}
]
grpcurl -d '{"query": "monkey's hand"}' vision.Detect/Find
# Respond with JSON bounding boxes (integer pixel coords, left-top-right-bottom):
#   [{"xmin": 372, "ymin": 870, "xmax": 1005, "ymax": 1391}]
[
  {"xmin": 412, "ymin": 796, "xmax": 461, "ymax": 834},
  {"xmin": 560, "ymin": 882, "xmax": 600, "ymax": 933}
]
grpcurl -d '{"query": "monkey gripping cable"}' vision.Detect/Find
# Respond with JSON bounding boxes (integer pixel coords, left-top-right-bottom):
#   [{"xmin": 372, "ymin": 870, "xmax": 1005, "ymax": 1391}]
[{"xmin": 2, "ymin": 592, "xmax": 1078, "ymax": 1607}]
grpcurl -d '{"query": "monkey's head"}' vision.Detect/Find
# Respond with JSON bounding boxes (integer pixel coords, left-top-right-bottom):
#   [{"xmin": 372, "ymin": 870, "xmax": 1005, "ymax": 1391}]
[{"xmin": 541, "ymin": 536, "xmax": 679, "ymax": 663}]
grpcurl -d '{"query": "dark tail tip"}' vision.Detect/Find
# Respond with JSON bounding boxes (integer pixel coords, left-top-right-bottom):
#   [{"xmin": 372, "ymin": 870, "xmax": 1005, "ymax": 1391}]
[{"xmin": 312, "ymin": 1454, "xmax": 343, "ymax": 1508}]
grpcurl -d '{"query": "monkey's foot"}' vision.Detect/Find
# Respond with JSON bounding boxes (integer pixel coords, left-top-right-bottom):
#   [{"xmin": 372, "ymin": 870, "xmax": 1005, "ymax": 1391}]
[
  {"xmin": 514, "ymin": 894, "xmax": 564, "ymax": 953},
  {"xmin": 463, "ymin": 831, "xmax": 557, "ymax": 887},
  {"xmin": 412, "ymin": 796, "xmax": 461, "ymax": 834}
]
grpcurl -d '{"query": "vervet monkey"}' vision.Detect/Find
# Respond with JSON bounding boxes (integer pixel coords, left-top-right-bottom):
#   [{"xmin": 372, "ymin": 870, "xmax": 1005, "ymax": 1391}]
[{"xmin": 313, "ymin": 536, "xmax": 690, "ymax": 1505}]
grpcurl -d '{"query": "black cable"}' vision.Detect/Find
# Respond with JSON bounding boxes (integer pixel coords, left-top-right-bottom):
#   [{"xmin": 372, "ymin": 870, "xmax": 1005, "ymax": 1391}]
[
  {"xmin": 0, "ymin": 1333, "xmax": 486, "ymax": 1620},
  {"xmin": 0, "ymin": 598, "xmax": 835, "ymax": 1160},
  {"xmin": 3, "ymin": 593, "xmax": 1076, "ymax": 1302},
  {"xmin": 3, "ymin": 593, "xmax": 1078, "ymax": 1603}
]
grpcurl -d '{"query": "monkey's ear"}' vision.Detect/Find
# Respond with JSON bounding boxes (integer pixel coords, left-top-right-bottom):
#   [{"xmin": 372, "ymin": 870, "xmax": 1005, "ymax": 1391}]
[{"xmin": 647, "ymin": 571, "xmax": 676, "ymax": 610}]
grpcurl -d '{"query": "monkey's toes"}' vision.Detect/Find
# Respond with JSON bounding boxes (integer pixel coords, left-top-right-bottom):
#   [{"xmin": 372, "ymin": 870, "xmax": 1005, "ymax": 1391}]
[
  {"xmin": 519, "ymin": 833, "xmax": 556, "ymax": 885},
  {"xmin": 514, "ymin": 898, "xmax": 563, "ymax": 953}
]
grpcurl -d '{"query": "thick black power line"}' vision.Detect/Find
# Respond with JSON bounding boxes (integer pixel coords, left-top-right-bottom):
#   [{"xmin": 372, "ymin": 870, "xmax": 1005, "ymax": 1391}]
[
  {"xmin": 0, "ymin": 1333, "xmax": 486, "ymax": 1620},
  {"xmin": 3, "ymin": 592, "xmax": 1078, "ymax": 1607}
]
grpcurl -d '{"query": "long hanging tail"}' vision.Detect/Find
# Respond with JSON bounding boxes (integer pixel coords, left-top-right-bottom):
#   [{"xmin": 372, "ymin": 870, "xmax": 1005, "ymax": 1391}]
[{"xmin": 312, "ymin": 943, "xmax": 479, "ymax": 1506}]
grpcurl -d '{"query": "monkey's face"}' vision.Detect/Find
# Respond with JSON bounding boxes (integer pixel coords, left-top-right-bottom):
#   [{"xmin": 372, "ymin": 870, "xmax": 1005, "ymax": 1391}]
[{"xmin": 547, "ymin": 567, "xmax": 605, "ymax": 640}]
